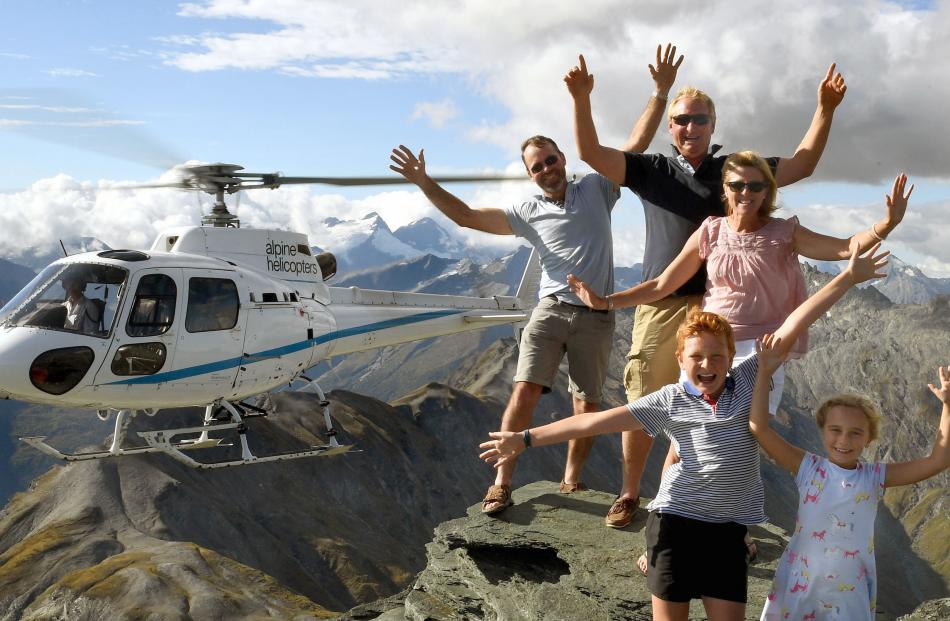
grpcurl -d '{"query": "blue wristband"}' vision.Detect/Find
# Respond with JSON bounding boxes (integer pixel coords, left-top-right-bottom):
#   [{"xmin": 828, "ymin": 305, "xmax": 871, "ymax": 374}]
[{"xmin": 522, "ymin": 429, "xmax": 532, "ymax": 448}]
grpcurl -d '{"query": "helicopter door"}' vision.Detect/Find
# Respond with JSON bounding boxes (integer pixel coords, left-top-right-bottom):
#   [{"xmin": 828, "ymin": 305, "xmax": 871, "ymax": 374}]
[
  {"xmin": 93, "ymin": 270, "xmax": 179, "ymax": 400},
  {"xmin": 232, "ymin": 290, "xmax": 308, "ymax": 395},
  {"xmin": 170, "ymin": 271, "xmax": 246, "ymax": 398}
]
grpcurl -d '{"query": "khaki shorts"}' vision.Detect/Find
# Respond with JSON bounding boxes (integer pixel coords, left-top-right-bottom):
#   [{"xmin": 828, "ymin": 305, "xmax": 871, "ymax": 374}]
[
  {"xmin": 624, "ymin": 295, "xmax": 702, "ymax": 402},
  {"xmin": 515, "ymin": 297, "xmax": 615, "ymax": 403}
]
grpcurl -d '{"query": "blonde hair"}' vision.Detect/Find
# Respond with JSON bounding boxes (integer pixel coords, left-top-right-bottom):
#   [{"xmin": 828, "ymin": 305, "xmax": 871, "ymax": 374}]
[
  {"xmin": 816, "ymin": 394, "xmax": 882, "ymax": 442},
  {"xmin": 675, "ymin": 307, "xmax": 736, "ymax": 359},
  {"xmin": 668, "ymin": 86, "xmax": 717, "ymax": 121},
  {"xmin": 722, "ymin": 150, "xmax": 779, "ymax": 219}
]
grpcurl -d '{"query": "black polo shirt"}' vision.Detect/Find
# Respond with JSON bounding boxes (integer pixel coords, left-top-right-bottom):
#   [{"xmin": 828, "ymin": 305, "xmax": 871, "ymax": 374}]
[{"xmin": 623, "ymin": 146, "xmax": 779, "ymax": 296}]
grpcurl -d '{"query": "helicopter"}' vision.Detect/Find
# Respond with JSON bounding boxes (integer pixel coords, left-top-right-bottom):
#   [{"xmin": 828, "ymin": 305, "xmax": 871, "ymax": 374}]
[{"xmin": 0, "ymin": 163, "xmax": 539, "ymax": 468}]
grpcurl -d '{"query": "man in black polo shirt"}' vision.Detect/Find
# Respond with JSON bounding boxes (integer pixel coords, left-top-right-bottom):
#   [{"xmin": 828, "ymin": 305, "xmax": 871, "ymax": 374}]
[{"xmin": 564, "ymin": 54, "xmax": 847, "ymax": 528}]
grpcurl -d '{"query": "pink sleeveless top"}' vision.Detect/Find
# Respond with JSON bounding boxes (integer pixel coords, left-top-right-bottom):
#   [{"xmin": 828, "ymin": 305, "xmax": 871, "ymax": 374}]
[{"xmin": 698, "ymin": 215, "xmax": 808, "ymax": 356}]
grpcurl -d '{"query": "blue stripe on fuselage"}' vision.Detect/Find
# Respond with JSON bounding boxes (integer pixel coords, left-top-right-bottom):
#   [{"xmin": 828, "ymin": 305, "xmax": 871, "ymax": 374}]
[{"xmin": 106, "ymin": 309, "xmax": 464, "ymax": 385}]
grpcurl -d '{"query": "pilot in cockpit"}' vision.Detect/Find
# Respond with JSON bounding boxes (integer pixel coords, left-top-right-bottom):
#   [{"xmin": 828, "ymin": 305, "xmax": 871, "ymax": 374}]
[{"xmin": 61, "ymin": 275, "xmax": 102, "ymax": 334}]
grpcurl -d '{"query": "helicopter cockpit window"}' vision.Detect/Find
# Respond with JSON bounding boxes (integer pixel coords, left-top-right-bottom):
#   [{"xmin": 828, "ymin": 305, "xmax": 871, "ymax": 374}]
[
  {"xmin": 2, "ymin": 264, "xmax": 127, "ymax": 338},
  {"xmin": 185, "ymin": 277, "xmax": 238, "ymax": 333},
  {"xmin": 127, "ymin": 274, "xmax": 177, "ymax": 337}
]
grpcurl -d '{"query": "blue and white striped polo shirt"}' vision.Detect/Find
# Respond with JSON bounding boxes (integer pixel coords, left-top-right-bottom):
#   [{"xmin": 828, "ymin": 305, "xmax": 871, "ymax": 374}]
[{"xmin": 626, "ymin": 355, "xmax": 767, "ymax": 525}]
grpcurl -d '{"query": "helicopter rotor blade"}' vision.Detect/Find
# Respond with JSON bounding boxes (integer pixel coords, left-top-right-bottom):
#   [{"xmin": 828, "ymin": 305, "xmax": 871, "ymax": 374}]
[
  {"xmin": 264, "ymin": 174, "xmax": 528, "ymax": 187},
  {"xmin": 0, "ymin": 88, "xmax": 185, "ymax": 173}
]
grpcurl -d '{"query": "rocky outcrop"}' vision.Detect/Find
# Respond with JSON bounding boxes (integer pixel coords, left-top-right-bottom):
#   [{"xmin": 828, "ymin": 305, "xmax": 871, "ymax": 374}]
[
  {"xmin": 340, "ymin": 482, "xmax": 787, "ymax": 621},
  {"xmin": 898, "ymin": 598, "xmax": 950, "ymax": 621}
]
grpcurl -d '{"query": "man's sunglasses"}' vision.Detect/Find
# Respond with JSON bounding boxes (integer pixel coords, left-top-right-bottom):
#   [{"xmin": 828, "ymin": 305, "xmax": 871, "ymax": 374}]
[
  {"xmin": 671, "ymin": 113, "xmax": 711, "ymax": 126},
  {"xmin": 530, "ymin": 154, "xmax": 560, "ymax": 174},
  {"xmin": 725, "ymin": 181, "xmax": 768, "ymax": 193}
]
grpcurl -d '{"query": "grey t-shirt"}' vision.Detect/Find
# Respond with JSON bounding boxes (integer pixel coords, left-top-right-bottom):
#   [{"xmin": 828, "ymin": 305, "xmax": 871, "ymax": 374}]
[{"xmin": 505, "ymin": 173, "xmax": 619, "ymax": 305}]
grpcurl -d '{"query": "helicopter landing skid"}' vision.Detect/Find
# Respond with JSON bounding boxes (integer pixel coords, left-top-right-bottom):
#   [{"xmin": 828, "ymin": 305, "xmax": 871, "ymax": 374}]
[{"xmin": 19, "ymin": 386, "xmax": 353, "ymax": 468}]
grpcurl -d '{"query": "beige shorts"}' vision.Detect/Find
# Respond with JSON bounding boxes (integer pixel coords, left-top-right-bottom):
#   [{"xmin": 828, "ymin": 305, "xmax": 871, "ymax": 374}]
[
  {"xmin": 624, "ymin": 295, "xmax": 702, "ymax": 402},
  {"xmin": 515, "ymin": 297, "xmax": 615, "ymax": 403}
]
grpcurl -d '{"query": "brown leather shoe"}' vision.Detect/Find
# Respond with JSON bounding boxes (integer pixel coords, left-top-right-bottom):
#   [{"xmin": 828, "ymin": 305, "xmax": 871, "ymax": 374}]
[
  {"xmin": 481, "ymin": 484, "xmax": 512, "ymax": 514},
  {"xmin": 605, "ymin": 496, "xmax": 639, "ymax": 529},
  {"xmin": 558, "ymin": 481, "xmax": 589, "ymax": 494}
]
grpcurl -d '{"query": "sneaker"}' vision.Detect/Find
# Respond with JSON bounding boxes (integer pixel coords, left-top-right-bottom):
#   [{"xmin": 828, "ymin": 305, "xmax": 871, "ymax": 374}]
[
  {"xmin": 558, "ymin": 481, "xmax": 589, "ymax": 494},
  {"xmin": 605, "ymin": 496, "xmax": 639, "ymax": 529}
]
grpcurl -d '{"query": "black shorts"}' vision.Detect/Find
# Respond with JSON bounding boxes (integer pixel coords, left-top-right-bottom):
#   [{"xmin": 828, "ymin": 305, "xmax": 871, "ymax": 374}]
[{"xmin": 644, "ymin": 511, "xmax": 749, "ymax": 603}]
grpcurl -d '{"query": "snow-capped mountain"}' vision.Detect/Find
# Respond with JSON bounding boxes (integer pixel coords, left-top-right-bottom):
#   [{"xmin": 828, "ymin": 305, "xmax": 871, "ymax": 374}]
[
  {"xmin": 316, "ymin": 212, "xmax": 425, "ymax": 272},
  {"xmin": 873, "ymin": 255, "xmax": 950, "ymax": 304},
  {"xmin": 311, "ymin": 212, "xmax": 512, "ymax": 274},
  {"xmin": 392, "ymin": 217, "xmax": 468, "ymax": 259}
]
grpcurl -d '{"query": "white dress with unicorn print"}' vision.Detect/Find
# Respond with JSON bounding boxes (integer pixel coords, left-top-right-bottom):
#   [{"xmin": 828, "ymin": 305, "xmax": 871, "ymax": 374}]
[{"xmin": 761, "ymin": 452, "xmax": 886, "ymax": 621}]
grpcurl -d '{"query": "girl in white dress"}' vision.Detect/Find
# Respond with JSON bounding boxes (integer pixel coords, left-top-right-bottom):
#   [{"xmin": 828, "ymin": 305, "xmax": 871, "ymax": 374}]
[{"xmin": 751, "ymin": 339, "xmax": 950, "ymax": 621}]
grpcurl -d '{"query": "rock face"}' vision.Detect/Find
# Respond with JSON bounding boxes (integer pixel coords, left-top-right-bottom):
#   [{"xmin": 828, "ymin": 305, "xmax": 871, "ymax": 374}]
[
  {"xmin": 341, "ymin": 482, "xmax": 787, "ymax": 621},
  {"xmin": 897, "ymin": 597, "xmax": 950, "ymax": 620}
]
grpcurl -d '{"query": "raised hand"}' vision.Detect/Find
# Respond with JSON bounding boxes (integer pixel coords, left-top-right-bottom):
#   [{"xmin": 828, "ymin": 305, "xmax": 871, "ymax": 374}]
[
  {"xmin": 649, "ymin": 42, "xmax": 684, "ymax": 94},
  {"xmin": 755, "ymin": 333, "xmax": 789, "ymax": 377},
  {"xmin": 844, "ymin": 242, "xmax": 889, "ymax": 285},
  {"xmin": 818, "ymin": 62, "xmax": 847, "ymax": 110},
  {"xmin": 567, "ymin": 273, "xmax": 606, "ymax": 309},
  {"xmin": 883, "ymin": 172, "xmax": 914, "ymax": 232},
  {"xmin": 927, "ymin": 366, "xmax": 950, "ymax": 404},
  {"xmin": 389, "ymin": 145, "xmax": 427, "ymax": 186},
  {"xmin": 564, "ymin": 54, "xmax": 594, "ymax": 99},
  {"xmin": 478, "ymin": 431, "xmax": 525, "ymax": 468}
]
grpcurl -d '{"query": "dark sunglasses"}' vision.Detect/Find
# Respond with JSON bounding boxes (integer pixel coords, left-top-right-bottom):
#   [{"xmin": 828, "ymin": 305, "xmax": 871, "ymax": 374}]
[
  {"xmin": 529, "ymin": 154, "xmax": 560, "ymax": 174},
  {"xmin": 725, "ymin": 181, "xmax": 768, "ymax": 193},
  {"xmin": 671, "ymin": 113, "xmax": 711, "ymax": 126}
]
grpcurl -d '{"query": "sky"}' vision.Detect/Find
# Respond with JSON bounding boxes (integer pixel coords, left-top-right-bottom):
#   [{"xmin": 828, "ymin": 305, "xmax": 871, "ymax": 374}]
[{"xmin": 1, "ymin": 0, "xmax": 950, "ymax": 275}]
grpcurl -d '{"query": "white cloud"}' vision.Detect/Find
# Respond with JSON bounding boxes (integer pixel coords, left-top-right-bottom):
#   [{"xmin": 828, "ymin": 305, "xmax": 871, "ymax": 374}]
[
  {"xmin": 0, "ymin": 104, "xmax": 96, "ymax": 113},
  {"xmin": 0, "ymin": 119, "xmax": 144, "ymax": 128},
  {"xmin": 161, "ymin": 0, "xmax": 950, "ymax": 186},
  {"xmin": 0, "ymin": 172, "xmax": 527, "ymax": 267},
  {"xmin": 410, "ymin": 99, "xmax": 460, "ymax": 129},
  {"xmin": 0, "ymin": 52, "xmax": 29, "ymax": 60},
  {"xmin": 45, "ymin": 68, "xmax": 98, "ymax": 78},
  {"xmin": 3, "ymin": 171, "xmax": 949, "ymax": 277}
]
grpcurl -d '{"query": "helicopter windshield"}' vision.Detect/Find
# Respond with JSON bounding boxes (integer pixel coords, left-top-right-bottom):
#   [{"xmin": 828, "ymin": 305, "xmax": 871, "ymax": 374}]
[{"xmin": 0, "ymin": 263, "xmax": 128, "ymax": 338}]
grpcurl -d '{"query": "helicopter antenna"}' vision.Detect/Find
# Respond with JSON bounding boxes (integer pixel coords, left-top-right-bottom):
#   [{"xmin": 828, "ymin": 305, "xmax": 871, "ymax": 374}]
[{"xmin": 60, "ymin": 240, "xmax": 69, "ymax": 257}]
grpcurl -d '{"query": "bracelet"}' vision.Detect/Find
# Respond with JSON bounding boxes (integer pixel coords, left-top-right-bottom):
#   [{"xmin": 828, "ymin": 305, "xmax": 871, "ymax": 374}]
[
  {"xmin": 605, "ymin": 294, "xmax": 614, "ymax": 311},
  {"xmin": 651, "ymin": 90, "xmax": 668, "ymax": 101},
  {"xmin": 869, "ymin": 222, "xmax": 888, "ymax": 241},
  {"xmin": 522, "ymin": 429, "xmax": 532, "ymax": 448}
]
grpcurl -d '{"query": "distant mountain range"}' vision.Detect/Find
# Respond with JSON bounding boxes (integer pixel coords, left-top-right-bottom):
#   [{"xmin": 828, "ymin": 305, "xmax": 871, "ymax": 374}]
[{"xmin": 1, "ymin": 214, "xmax": 948, "ymax": 308}]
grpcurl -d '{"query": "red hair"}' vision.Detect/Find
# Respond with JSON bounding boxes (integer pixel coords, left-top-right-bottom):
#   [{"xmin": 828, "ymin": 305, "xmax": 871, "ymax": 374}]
[{"xmin": 675, "ymin": 308, "xmax": 736, "ymax": 359}]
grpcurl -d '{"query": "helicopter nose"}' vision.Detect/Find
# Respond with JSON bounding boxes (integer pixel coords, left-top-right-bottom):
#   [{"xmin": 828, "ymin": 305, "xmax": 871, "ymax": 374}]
[{"xmin": 0, "ymin": 328, "xmax": 97, "ymax": 402}]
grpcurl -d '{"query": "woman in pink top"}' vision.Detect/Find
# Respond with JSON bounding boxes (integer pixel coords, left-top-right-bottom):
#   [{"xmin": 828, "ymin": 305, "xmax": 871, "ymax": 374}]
[{"xmin": 569, "ymin": 150, "xmax": 912, "ymax": 412}]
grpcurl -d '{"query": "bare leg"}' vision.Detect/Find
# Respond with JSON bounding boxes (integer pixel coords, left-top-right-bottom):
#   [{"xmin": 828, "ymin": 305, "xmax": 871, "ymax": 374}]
[
  {"xmin": 492, "ymin": 381, "xmax": 543, "ymax": 487},
  {"xmin": 563, "ymin": 396, "xmax": 597, "ymax": 485},
  {"xmin": 651, "ymin": 597, "xmax": 690, "ymax": 621},
  {"xmin": 619, "ymin": 428, "xmax": 653, "ymax": 500},
  {"xmin": 701, "ymin": 596, "xmax": 745, "ymax": 621}
]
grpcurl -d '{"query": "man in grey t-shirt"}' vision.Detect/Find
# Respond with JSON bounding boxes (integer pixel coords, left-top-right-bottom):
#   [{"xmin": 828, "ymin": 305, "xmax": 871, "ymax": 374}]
[{"xmin": 390, "ymin": 136, "xmax": 620, "ymax": 514}]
